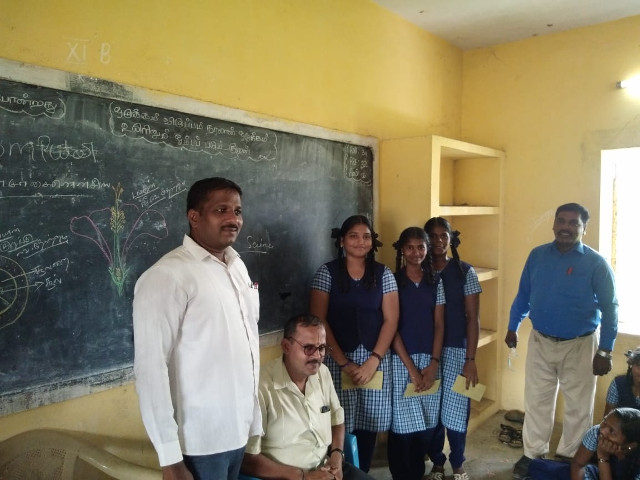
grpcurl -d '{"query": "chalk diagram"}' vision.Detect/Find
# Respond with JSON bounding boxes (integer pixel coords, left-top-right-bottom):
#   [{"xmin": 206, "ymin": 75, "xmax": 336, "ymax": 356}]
[
  {"xmin": 0, "ymin": 255, "xmax": 29, "ymax": 331},
  {"xmin": 70, "ymin": 183, "xmax": 169, "ymax": 296}
]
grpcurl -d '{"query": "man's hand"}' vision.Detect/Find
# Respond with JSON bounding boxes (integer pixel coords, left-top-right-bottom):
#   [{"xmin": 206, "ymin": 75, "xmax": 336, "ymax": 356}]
[
  {"xmin": 162, "ymin": 461, "xmax": 194, "ymax": 480},
  {"xmin": 504, "ymin": 330, "xmax": 518, "ymax": 349},
  {"xmin": 593, "ymin": 354, "xmax": 612, "ymax": 376}
]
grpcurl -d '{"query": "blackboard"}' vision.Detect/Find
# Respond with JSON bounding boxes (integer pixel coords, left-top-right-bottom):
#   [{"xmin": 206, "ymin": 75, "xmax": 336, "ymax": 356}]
[{"xmin": 0, "ymin": 61, "xmax": 374, "ymax": 414}]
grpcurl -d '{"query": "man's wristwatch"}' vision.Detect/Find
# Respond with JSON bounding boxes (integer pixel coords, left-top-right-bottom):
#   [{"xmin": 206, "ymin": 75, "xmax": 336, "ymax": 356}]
[
  {"xmin": 328, "ymin": 447, "xmax": 344, "ymax": 460},
  {"xmin": 596, "ymin": 349, "xmax": 613, "ymax": 360}
]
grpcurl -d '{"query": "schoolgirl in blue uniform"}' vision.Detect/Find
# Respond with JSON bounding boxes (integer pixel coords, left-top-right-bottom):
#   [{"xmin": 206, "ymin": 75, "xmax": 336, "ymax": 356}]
[
  {"xmin": 424, "ymin": 217, "xmax": 482, "ymax": 480},
  {"xmin": 387, "ymin": 227, "xmax": 445, "ymax": 480},
  {"xmin": 310, "ymin": 215, "xmax": 399, "ymax": 473}
]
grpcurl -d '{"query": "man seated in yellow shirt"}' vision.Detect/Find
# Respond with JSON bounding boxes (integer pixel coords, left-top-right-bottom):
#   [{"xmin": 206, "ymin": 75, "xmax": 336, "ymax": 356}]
[{"xmin": 241, "ymin": 314, "xmax": 374, "ymax": 480}]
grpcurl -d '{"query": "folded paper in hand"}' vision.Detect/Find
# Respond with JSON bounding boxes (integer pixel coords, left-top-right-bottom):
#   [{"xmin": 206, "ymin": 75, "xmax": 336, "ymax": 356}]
[
  {"xmin": 341, "ymin": 371, "xmax": 383, "ymax": 390},
  {"xmin": 403, "ymin": 379, "xmax": 441, "ymax": 397},
  {"xmin": 452, "ymin": 375, "xmax": 486, "ymax": 402}
]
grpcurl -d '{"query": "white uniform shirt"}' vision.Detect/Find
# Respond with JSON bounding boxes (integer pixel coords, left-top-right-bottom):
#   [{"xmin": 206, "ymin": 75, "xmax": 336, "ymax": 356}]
[{"xmin": 133, "ymin": 235, "xmax": 261, "ymax": 466}]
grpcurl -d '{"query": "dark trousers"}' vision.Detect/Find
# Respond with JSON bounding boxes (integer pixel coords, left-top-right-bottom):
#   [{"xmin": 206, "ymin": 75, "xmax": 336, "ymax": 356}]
[
  {"xmin": 426, "ymin": 422, "xmax": 467, "ymax": 469},
  {"xmin": 387, "ymin": 430, "xmax": 430, "ymax": 480},
  {"xmin": 352, "ymin": 429, "xmax": 378, "ymax": 473},
  {"xmin": 342, "ymin": 461, "xmax": 377, "ymax": 480}
]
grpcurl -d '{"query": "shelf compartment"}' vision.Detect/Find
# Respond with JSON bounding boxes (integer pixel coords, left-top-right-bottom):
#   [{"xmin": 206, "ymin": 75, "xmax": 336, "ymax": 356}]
[
  {"xmin": 475, "ymin": 267, "xmax": 499, "ymax": 282},
  {"xmin": 436, "ymin": 205, "xmax": 500, "ymax": 216},
  {"xmin": 478, "ymin": 328, "xmax": 498, "ymax": 348}
]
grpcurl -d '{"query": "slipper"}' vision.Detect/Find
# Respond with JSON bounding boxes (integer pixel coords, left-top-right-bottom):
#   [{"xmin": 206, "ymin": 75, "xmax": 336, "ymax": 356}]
[
  {"xmin": 504, "ymin": 409, "xmax": 525, "ymax": 423},
  {"xmin": 498, "ymin": 424, "xmax": 516, "ymax": 444},
  {"xmin": 507, "ymin": 428, "xmax": 523, "ymax": 448}
]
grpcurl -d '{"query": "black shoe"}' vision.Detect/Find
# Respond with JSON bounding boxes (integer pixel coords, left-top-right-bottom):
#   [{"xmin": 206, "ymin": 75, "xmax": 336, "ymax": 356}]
[{"xmin": 513, "ymin": 455, "xmax": 532, "ymax": 479}]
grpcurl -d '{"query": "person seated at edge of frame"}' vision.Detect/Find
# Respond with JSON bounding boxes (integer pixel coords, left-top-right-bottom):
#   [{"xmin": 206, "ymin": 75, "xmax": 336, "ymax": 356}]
[
  {"xmin": 603, "ymin": 347, "xmax": 640, "ymax": 417},
  {"xmin": 241, "ymin": 313, "xmax": 374, "ymax": 480},
  {"xmin": 571, "ymin": 407, "xmax": 640, "ymax": 480}
]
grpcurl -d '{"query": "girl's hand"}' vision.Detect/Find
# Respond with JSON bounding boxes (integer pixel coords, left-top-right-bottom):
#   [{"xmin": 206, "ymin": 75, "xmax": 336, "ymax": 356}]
[
  {"xmin": 462, "ymin": 360, "xmax": 478, "ymax": 388},
  {"xmin": 597, "ymin": 433, "xmax": 622, "ymax": 456},
  {"xmin": 351, "ymin": 357, "xmax": 379, "ymax": 385},
  {"xmin": 411, "ymin": 370, "xmax": 426, "ymax": 392},
  {"xmin": 420, "ymin": 362, "xmax": 438, "ymax": 390}
]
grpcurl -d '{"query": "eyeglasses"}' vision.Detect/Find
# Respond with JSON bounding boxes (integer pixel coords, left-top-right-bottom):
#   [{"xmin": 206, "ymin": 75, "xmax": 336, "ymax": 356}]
[{"xmin": 287, "ymin": 337, "xmax": 331, "ymax": 356}]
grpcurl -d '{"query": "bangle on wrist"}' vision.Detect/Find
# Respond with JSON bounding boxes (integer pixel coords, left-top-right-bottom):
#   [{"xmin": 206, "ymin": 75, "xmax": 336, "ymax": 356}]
[
  {"xmin": 598, "ymin": 457, "xmax": 610, "ymax": 463},
  {"xmin": 371, "ymin": 351, "xmax": 383, "ymax": 362},
  {"xmin": 465, "ymin": 357, "xmax": 475, "ymax": 361},
  {"xmin": 596, "ymin": 349, "xmax": 613, "ymax": 360},
  {"xmin": 337, "ymin": 360, "xmax": 351, "ymax": 368}
]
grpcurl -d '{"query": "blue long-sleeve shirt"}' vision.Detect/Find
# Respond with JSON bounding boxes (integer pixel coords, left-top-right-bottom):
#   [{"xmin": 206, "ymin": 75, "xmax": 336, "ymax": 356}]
[{"xmin": 508, "ymin": 241, "xmax": 618, "ymax": 350}]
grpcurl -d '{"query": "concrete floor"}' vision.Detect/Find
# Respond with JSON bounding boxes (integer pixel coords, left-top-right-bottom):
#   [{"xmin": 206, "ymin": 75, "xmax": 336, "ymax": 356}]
[{"xmin": 367, "ymin": 410, "xmax": 562, "ymax": 480}]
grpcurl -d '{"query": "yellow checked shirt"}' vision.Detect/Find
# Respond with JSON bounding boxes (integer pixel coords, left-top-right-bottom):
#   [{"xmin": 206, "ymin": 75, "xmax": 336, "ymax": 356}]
[{"xmin": 246, "ymin": 356, "xmax": 344, "ymax": 470}]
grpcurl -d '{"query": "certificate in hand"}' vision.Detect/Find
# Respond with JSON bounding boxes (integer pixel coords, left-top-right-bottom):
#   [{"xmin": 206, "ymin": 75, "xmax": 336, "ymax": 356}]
[
  {"xmin": 341, "ymin": 371, "xmax": 384, "ymax": 390},
  {"xmin": 403, "ymin": 379, "xmax": 441, "ymax": 397},
  {"xmin": 452, "ymin": 375, "xmax": 486, "ymax": 402}
]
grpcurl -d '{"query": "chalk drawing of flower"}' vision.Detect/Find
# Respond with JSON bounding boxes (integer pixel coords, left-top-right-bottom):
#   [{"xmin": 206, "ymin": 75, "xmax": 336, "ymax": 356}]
[{"xmin": 70, "ymin": 183, "xmax": 169, "ymax": 296}]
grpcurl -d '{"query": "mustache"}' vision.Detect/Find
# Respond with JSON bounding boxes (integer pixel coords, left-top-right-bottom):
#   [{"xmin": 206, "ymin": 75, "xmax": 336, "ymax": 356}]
[
  {"xmin": 306, "ymin": 360, "xmax": 321, "ymax": 367},
  {"xmin": 221, "ymin": 223, "xmax": 239, "ymax": 230}
]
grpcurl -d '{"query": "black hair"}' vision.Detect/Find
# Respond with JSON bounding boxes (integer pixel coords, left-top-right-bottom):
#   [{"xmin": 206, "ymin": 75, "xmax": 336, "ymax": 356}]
[
  {"xmin": 392, "ymin": 227, "xmax": 436, "ymax": 286},
  {"xmin": 424, "ymin": 216, "xmax": 465, "ymax": 278},
  {"xmin": 625, "ymin": 347, "xmax": 640, "ymax": 391},
  {"xmin": 555, "ymin": 203, "xmax": 590, "ymax": 225},
  {"xmin": 186, "ymin": 177, "xmax": 243, "ymax": 213},
  {"xmin": 611, "ymin": 407, "xmax": 640, "ymax": 477},
  {"xmin": 331, "ymin": 215, "xmax": 381, "ymax": 292},
  {"xmin": 283, "ymin": 313, "xmax": 323, "ymax": 338}
]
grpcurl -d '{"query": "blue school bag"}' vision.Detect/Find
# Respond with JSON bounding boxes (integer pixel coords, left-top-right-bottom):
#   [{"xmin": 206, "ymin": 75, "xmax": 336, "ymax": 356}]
[{"xmin": 527, "ymin": 459, "xmax": 570, "ymax": 479}]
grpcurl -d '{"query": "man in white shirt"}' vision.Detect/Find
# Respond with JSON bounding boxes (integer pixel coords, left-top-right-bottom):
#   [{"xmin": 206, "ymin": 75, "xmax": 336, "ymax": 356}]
[
  {"xmin": 241, "ymin": 314, "xmax": 373, "ymax": 480},
  {"xmin": 134, "ymin": 177, "xmax": 261, "ymax": 480}
]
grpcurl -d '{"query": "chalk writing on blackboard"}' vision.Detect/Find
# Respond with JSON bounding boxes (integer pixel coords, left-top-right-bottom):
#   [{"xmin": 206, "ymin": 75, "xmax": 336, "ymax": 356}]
[
  {"xmin": 343, "ymin": 144, "xmax": 373, "ymax": 185},
  {"xmin": 109, "ymin": 103, "xmax": 279, "ymax": 162},
  {"xmin": 0, "ymin": 92, "xmax": 65, "ymax": 118},
  {"xmin": 70, "ymin": 183, "xmax": 170, "ymax": 296},
  {"xmin": 0, "ymin": 247, "xmax": 69, "ymax": 331},
  {"xmin": 0, "ymin": 255, "xmax": 29, "ymax": 330}
]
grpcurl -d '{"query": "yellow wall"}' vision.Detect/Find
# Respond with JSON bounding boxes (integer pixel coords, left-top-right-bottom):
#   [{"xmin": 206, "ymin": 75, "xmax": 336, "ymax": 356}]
[
  {"xmin": 461, "ymin": 15, "xmax": 640, "ymax": 415},
  {"xmin": 0, "ymin": 0, "xmax": 462, "ymax": 463},
  {"xmin": 3, "ymin": 0, "xmax": 639, "ymax": 462}
]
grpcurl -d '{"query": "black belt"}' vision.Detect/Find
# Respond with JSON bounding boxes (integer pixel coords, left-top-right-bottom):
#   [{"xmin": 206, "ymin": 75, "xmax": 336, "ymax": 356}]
[{"xmin": 536, "ymin": 330, "xmax": 594, "ymax": 342}]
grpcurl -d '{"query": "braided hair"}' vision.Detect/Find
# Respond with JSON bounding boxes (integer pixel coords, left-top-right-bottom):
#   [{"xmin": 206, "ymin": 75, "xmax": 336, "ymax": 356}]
[
  {"xmin": 331, "ymin": 215, "xmax": 381, "ymax": 292},
  {"xmin": 392, "ymin": 227, "xmax": 436, "ymax": 287},
  {"xmin": 424, "ymin": 217, "xmax": 465, "ymax": 278},
  {"xmin": 624, "ymin": 347, "xmax": 640, "ymax": 390}
]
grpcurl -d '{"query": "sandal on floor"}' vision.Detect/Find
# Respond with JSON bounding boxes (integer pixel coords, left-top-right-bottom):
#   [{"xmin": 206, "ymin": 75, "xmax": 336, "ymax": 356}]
[
  {"xmin": 507, "ymin": 427, "xmax": 523, "ymax": 448},
  {"xmin": 498, "ymin": 423, "xmax": 516, "ymax": 444},
  {"xmin": 453, "ymin": 473, "xmax": 470, "ymax": 480},
  {"xmin": 424, "ymin": 469, "xmax": 445, "ymax": 480}
]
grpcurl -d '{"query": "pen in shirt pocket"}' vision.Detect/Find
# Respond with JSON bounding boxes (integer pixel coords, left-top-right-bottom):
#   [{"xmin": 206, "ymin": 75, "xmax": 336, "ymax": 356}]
[
  {"xmin": 321, "ymin": 405, "xmax": 330, "ymax": 413},
  {"xmin": 250, "ymin": 281, "xmax": 259, "ymax": 289}
]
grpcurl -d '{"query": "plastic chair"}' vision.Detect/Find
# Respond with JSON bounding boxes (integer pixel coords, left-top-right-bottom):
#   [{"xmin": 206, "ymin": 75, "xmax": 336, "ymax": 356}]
[
  {"xmin": 239, "ymin": 433, "xmax": 359, "ymax": 479},
  {"xmin": 0, "ymin": 429, "xmax": 161, "ymax": 480}
]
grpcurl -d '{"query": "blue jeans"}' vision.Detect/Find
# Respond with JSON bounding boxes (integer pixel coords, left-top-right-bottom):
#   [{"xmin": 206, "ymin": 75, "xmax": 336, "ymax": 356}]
[{"xmin": 183, "ymin": 446, "xmax": 245, "ymax": 480}]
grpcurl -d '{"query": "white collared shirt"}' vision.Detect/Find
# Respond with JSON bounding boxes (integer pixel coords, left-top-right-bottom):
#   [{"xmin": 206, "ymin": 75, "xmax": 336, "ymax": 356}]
[{"xmin": 133, "ymin": 235, "xmax": 261, "ymax": 466}]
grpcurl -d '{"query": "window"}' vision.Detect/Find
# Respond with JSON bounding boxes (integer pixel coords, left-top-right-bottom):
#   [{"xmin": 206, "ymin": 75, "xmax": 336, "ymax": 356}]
[{"xmin": 600, "ymin": 148, "xmax": 640, "ymax": 335}]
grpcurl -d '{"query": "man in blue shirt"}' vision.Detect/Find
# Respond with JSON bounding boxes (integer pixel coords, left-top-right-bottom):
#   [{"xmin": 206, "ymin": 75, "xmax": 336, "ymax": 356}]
[{"xmin": 505, "ymin": 203, "xmax": 618, "ymax": 479}]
